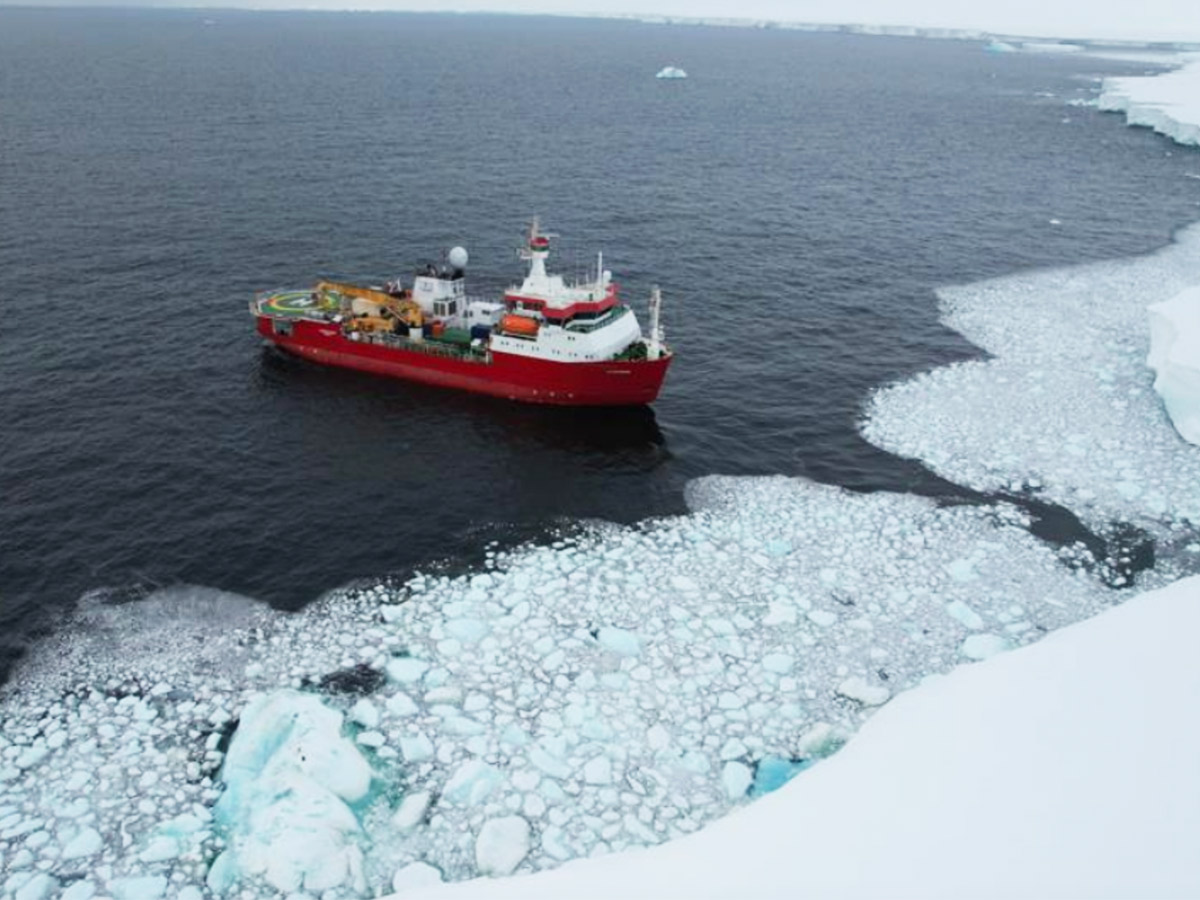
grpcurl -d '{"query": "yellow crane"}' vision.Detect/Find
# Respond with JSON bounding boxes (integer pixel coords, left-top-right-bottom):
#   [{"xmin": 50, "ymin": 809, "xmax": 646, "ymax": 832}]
[{"xmin": 317, "ymin": 280, "xmax": 424, "ymax": 328}]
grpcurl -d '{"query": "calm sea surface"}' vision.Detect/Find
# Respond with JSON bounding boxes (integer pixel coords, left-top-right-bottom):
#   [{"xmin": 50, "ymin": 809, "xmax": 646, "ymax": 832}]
[{"xmin": 2, "ymin": 10, "xmax": 1199, "ymax": 675}]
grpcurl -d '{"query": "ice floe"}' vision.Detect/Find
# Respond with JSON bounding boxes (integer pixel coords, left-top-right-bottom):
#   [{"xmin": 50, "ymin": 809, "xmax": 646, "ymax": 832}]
[
  {"xmin": 865, "ymin": 223, "xmax": 1200, "ymax": 545},
  {"xmin": 1148, "ymin": 286, "xmax": 1200, "ymax": 445},
  {"xmin": 1099, "ymin": 56, "xmax": 1200, "ymax": 147},
  {"xmin": 398, "ymin": 575, "xmax": 1200, "ymax": 899}
]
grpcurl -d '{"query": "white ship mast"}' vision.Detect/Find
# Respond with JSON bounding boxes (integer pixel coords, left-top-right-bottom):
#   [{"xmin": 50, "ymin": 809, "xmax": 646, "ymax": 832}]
[{"xmin": 648, "ymin": 286, "xmax": 663, "ymax": 361}]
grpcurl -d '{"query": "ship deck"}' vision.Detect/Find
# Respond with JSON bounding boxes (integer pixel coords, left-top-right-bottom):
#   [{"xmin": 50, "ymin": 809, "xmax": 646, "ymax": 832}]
[{"xmin": 257, "ymin": 289, "xmax": 340, "ymax": 319}]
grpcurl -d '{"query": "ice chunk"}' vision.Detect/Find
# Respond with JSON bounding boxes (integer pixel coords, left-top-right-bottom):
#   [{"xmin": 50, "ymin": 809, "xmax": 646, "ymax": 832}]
[
  {"xmin": 944, "ymin": 559, "xmax": 977, "ymax": 583},
  {"xmin": 14, "ymin": 875, "xmax": 56, "ymax": 900},
  {"xmin": 597, "ymin": 627, "xmax": 640, "ymax": 657},
  {"xmin": 60, "ymin": 882, "xmax": 95, "ymax": 900},
  {"xmin": 446, "ymin": 619, "xmax": 489, "ymax": 645},
  {"xmin": 721, "ymin": 761, "xmax": 753, "ymax": 799},
  {"xmin": 60, "ymin": 826, "xmax": 102, "ymax": 859},
  {"xmin": 391, "ymin": 791, "xmax": 431, "ymax": 833},
  {"xmin": 836, "ymin": 677, "xmax": 890, "ymax": 706},
  {"xmin": 349, "ymin": 699, "xmax": 380, "ymax": 729},
  {"xmin": 444, "ymin": 760, "xmax": 502, "ymax": 806},
  {"xmin": 386, "ymin": 658, "xmax": 430, "ymax": 683},
  {"xmin": 719, "ymin": 738, "xmax": 747, "ymax": 760},
  {"xmin": 400, "ymin": 733, "xmax": 434, "ymax": 762},
  {"xmin": 946, "ymin": 600, "xmax": 984, "ymax": 630},
  {"xmin": 386, "ymin": 693, "xmax": 418, "ymax": 717},
  {"xmin": 15, "ymin": 744, "xmax": 49, "ymax": 770},
  {"xmin": 474, "ymin": 817, "xmax": 530, "ymax": 876},
  {"xmin": 1147, "ymin": 287, "xmax": 1200, "ymax": 445},
  {"xmin": 108, "ymin": 877, "xmax": 166, "ymax": 900},
  {"xmin": 391, "ymin": 862, "xmax": 443, "ymax": 893},
  {"xmin": 210, "ymin": 690, "xmax": 372, "ymax": 895},
  {"xmin": 583, "ymin": 756, "xmax": 613, "ymax": 785},
  {"xmin": 529, "ymin": 743, "xmax": 571, "ymax": 779},
  {"xmin": 962, "ymin": 634, "xmax": 1012, "ymax": 661},
  {"xmin": 807, "ymin": 610, "xmax": 837, "ymax": 627},
  {"xmin": 762, "ymin": 652, "xmax": 794, "ymax": 674}
]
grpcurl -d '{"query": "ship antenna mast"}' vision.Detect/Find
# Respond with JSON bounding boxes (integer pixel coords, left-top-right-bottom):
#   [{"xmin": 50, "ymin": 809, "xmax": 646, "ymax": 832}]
[{"xmin": 648, "ymin": 286, "xmax": 663, "ymax": 361}]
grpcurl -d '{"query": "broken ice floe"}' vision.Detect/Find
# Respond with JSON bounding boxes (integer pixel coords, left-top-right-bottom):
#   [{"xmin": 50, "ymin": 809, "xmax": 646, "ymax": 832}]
[
  {"xmin": 864, "ymin": 223, "xmax": 1200, "ymax": 545},
  {"xmin": 0, "ymin": 475, "xmax": 1124, "ymax": 898}
]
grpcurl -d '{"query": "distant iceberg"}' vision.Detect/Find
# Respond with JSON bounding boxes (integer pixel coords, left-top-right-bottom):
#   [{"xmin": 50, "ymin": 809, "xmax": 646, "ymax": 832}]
[
  {"xmin": 984, "ymin": 40, "xmax": 1018, "ymax": 53},
  {"xmin": 655, "ymin": 66, "xmax": 688, "ymax": 79}
]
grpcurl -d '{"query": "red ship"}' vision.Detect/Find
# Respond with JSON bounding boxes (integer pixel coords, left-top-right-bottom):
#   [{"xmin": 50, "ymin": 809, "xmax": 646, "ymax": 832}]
[{"xmin": 251, "ymin": 221, "xmax": 673, "ymax": 405}]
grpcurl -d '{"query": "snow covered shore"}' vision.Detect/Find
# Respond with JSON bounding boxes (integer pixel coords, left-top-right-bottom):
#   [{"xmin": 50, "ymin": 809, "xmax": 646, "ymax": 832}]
[
  {"xmin": 405, "ymin": 574, "xmax": 1200, "ymax": 900},
  {"xmin": 1099, "ymin": 56, "xmax": 1200, "ymax": 147}
]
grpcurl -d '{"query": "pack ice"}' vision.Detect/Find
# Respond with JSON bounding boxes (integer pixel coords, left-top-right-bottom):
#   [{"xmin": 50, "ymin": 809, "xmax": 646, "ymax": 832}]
[
  {"xmin": 0, "ymin": 476, "xmax": 1124, "ymax": 899},
  {"xmin": 399, "ymin": 575, "xmax": 1200, "ymax": 900},
  {"xmin": 865, "ymin": 223, "xmax": 1200, "ymax": 542}
]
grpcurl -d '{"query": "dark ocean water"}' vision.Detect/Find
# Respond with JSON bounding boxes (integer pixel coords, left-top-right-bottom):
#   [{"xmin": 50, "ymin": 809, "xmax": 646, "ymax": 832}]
[{"xmin": 3, "ymin": 10, "xmax": 1199, "ymax": 674}]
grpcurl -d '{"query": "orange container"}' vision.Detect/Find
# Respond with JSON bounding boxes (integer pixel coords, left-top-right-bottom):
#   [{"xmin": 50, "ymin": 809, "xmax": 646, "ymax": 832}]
[
  {"xmin": 500, "ymin": 314, "xmax": 539, "ymax": 337},
  {"xmin": 430, "ymin": 320, "xmax": 446, "ymax": 337}
]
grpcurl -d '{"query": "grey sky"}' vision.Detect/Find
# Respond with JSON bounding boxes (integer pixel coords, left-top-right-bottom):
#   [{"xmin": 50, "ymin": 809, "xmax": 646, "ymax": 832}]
[{"xmin": 8, "ymin": 0, "xmax": 1200, "ymax": 42}]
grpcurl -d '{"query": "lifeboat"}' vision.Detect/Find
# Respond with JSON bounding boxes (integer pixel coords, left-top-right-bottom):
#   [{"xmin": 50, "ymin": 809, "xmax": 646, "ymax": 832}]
[{"xmin": 500, "ymin": 314, "xmax": 539, "ymax": 337}]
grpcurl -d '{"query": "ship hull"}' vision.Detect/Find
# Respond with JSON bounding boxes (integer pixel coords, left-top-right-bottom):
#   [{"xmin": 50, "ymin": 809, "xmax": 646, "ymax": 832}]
[{"xmin": 257, "ymin": 316, "xmax": 671, "ymax": 406}]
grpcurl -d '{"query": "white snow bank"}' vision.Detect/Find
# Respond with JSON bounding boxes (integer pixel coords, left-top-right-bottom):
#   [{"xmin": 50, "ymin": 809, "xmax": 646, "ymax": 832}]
[
  {"xmin": 402, "ymin": 575, "xmax": 1200, "ymax": 900},
  {"xmin": 1149, "ymin": 287, "xmax": 1200, "ymax": 445},
  {"xmin": 865, "ymin": 223, "xmax": 1200, "ymax": 538},
  {"xmin": 1099, "ymin": 56, "xmax": 1200, "ymax": 147}
]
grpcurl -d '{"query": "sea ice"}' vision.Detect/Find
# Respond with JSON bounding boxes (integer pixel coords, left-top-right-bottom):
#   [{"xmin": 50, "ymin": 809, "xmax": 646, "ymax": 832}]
[
  {"xmin": 401, "ymin": 576, "xmax": 1200, "ymax": 899},
  {"xmin": 865, "ymin": 223, "xmax": 1200, "ymax": 537},
  {"xmin": 391, "ymin": 862, "xmax": 443, "ymax": 893},
  {"xmin": 1099, "ymin": 58, "xmax": 1200, "ymax": 147},
  {"xmin": 1148, "ymin": 287, "xmax": 1200, "ymax": 445},
  {"xmin": 835, "ymin": 677, "xmax": 890, "ymax": 706},
  {"xmin": 961, "ymin": 634, "xmax": 1012, "ymax": 661},
  {"xmin": 474, "ymin": 817, "xmax": 530, "ymax": 876},
  {"xmin": 209, "ymin": 690, "xmax": 371, "ymax": 895},
  {"xmin": 0, "ymin": 471, "xmax": 1135, "ymax": 895}
]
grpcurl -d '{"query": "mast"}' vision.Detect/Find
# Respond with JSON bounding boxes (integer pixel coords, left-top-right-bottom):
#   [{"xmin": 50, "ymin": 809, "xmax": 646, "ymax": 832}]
[{"xmin": 648, "ymin": 286, "xmax": 663, "ymax": 361}]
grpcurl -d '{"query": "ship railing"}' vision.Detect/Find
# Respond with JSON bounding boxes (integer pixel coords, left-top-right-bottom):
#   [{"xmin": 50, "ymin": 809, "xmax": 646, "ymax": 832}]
[{"xmin": 358, "ymin": 331, "xmax": 490, "ymax": 364}]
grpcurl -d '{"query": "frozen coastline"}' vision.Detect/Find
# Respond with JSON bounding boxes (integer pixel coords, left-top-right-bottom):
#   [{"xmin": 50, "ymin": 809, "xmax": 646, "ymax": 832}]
[
  {"xmin": 4, "ymin": 32, "xmax": 1200, "ymax": 900},
  {"xmin": 1099, "ymin": 56, "xmax": 1200, "ymax": 147}
]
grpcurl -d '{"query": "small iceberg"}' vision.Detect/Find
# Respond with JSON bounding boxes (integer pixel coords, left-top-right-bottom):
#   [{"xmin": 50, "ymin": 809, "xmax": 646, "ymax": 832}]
[
  {"xmin": 984, "ymin": 40, "xmax": 1017, "ymax": 53},
  {"xmin": 655, "ymin": 66, "xmax": 687, "ymax": 80}
]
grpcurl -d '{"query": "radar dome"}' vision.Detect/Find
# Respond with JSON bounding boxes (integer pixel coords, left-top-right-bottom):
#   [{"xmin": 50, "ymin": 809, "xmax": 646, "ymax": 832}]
[{"xmin": 448, "ymin": 246, "xmax": 469, "ymax": 269}]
